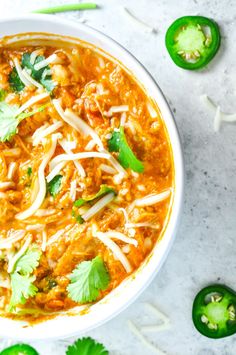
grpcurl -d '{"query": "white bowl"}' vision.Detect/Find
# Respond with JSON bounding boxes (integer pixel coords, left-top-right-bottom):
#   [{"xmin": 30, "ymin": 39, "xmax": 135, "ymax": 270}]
[{"xmin": 0, "ymin": 15, "xmax": 184, "ymax": 340}]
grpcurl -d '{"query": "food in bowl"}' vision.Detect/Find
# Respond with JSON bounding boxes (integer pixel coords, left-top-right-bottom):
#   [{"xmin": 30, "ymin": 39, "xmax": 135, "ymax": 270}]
[{"xmin": 0, "ymin": 34, "xmax": 174, "ymax": 321}]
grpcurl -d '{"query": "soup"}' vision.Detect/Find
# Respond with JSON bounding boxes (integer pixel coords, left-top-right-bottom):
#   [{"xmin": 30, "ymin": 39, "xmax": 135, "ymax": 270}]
[{"xmin": 0, "ymin": 35, "xmax": 173, "ymax": 321}]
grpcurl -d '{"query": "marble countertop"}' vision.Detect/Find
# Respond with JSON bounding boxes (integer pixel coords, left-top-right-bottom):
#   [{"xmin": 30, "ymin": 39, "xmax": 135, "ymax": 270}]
[{"xmin": 0, "ymin": 0, "xmax": 236, "ymax": 354}]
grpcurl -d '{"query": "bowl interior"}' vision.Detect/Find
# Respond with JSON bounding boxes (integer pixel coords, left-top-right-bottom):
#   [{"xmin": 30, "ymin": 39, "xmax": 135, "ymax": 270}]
[{"xmin": 0, "ymin": 15, "xmax": 184, "ymax": 340}]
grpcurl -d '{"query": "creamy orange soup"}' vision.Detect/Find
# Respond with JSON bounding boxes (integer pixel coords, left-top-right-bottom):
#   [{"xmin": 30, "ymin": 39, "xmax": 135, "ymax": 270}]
[{"xmin": 0, "ymin": 35, "xmax": 173, "ymax": 321}]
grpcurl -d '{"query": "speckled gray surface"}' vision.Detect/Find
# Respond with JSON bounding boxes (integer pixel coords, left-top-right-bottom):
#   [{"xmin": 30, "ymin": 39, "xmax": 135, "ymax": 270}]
[{"xmin": 0, "ymin": 0, "xmax": 236, "ymax": 354}]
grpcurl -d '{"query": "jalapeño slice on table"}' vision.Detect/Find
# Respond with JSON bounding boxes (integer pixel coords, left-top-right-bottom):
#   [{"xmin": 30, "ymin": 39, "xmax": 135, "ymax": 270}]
[
  {"xmin": 0, "ymin": 344, "xmax": 38, "ymax": 355},
  {"xmin": 165, "ymin": 16, "xmax": 221, "ymax": 70},
  {"xmin": 192, "ymin": 284, "xmax": 236, "ymax": 338}
]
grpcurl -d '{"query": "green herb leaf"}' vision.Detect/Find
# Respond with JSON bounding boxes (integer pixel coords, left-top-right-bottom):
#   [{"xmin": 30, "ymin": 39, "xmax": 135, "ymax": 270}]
[
  {"xmin": 0, "ymin": 102, "xmax": 47, "ymax": 142},
  {"xmin": 108, "ymin": 127, "xmax": 144, "ymax": 173},
  {"xmin": 8, "ymin": 247, "xmax": 41, "ymax": 312},
  {"xmin": 47, "ymin": 175, "xmax": 63, "ymax": 198},
  {"xmin": 9, "ymin": 273, "xmax": 38, "ymax": 312},
  {"xmin": 0, "ymin": 102, "xmax": 20, "ymax": 142},
  {"xmin": 14, "ymin": 247, "xmax": 41, "ymax": 275},
  {"xmin": 74, "ymin": 184, "xmax": 115, "ymax": 208},
  {"xmin": 9, "ymin": 67, "xmax": 25, "ymax": 92},
  {"xmin": 27, "ymin": 167, "xmax": 32, "ymax": 177},
  {"xmin": 22, "ymin": 53, "xmax": 55, "ymax": 92},
  {"xmin": 67, "ymin": 256, "xmax": 110, "ymax": 303},
  {"xmin": 0, "ymin": 88, "xmax": 7, "ymax": 101},
  {"xmin": 66, "ymin": 337, "xmax": 109, "ymax": 355}
]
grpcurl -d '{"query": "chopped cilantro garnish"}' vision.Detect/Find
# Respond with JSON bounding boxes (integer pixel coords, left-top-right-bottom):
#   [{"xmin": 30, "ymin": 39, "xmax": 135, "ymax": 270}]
[
  {"xmin": 47, "ymin": 175, "xmax": 63, "ymax": 198},
  {"xmin": 8, "ymin": 247, "xmax": 41, "ymax": 312},
  {"xmin": 66, "ymin": 337, "xmax": 109, "ymax": 355},
  {"xmin": 67, "ymin": 256, "xmax": 110, "ymax": 303},
  {"xmin": 0, "ymin": 102, "xmax": 47, "ymax": 142},
  {"xmin": 9, "ymin": 67, "xmax": 25, "ymax": 92},
  {"xmin": 108, "ymin": 127, "xmax": 144, "ymax": 173}
]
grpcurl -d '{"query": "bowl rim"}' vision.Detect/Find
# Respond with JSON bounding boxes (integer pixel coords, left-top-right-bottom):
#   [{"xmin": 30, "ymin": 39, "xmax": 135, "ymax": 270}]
[{"xmin": 0, "ymin": 14, "xmax": 184, "ymax": 340}]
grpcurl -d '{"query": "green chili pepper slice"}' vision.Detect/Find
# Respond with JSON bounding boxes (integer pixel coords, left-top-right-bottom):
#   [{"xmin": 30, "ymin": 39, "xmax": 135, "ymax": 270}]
[
  {"xmin": 165, "ymin": 16, "xmax": 221, "ymax": 70},
  {"xmin": 192, "ymin": 284, "xmax": 236, "ymax": 338},
  {"xmin": 0, "ymin": 344, "xmax": 39, "ymax": 355}
]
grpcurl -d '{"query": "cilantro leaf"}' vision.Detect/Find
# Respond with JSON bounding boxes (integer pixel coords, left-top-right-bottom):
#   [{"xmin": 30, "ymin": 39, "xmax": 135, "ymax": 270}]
[
  {"xmin": 8, "ymin": 246, "xmax": 41, "ymax": 312},
  {"xmin": 0, "ymin": 102, "xmax": 47, "ymax": 142},
  {"xmin": 0, "ymin": 88, "xmax": 7, "ymax": 101},
  {"xmin": 66, "ymin": 337, "xmax": 109, "ymax": 355},
  {"xmin": 47, "ymin": 175, "xmax": 63, "ymax": 198},
  {"xmin": 9, "ymin": 273, "xmax": 38, "ymax": 312},
  {"xmin": 74, "ymin": 185, "xmax": 115, "ymax": 208},
  {"xmin": 14, "ymin": 247, "xmax": 41, "ymax": 275},
  {"xmin": 67, "ymin": 256, "xmax": 110, "ymax": 303},
  {"xmin": 9, "ymin": 67, "xmax": 25, "ymax": 92},
  {"xmin": 0, "ymin": 102, "xmax": 20, "ymax": 142},
  {"xmin": 108, "ymin": 127, "xmax": 144, "ymax": 173},
  {"xmin": 22, "ymin": 53, "xmax": 55, "ymax": 92}
]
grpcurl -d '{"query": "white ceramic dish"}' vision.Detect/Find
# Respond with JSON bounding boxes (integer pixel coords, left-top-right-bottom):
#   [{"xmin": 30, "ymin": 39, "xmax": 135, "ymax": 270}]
[{"xmin": 0, "ymin": 15, "xmax": 184, "ymax": 340}]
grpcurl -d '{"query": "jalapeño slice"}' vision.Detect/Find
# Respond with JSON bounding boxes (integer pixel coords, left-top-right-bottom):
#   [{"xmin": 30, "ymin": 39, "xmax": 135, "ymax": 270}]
[
  {"xmin": 165, "ymin": 16, "xmax": 221, "ymax": 70},
  {"xmin": 0, "ymin": 344, "xmax": 39, "ymax": 355},
  {"xmin": 192, "ymin": 284, "xmax": 236, "ymax": 338}
]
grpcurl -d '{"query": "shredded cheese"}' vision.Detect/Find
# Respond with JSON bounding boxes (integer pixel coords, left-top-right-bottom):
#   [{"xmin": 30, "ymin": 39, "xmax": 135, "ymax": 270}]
[
  {"xmin": 96, "ymin": 231, "xmax": 138, "ymax": 247},
  {"xmin": 13, "ymin": 57, "xmax": 33, "ymax": 88},
  {"xmin": 201, "ymin": 94, "xmax": 236, "ymax": 131},
  {"xmin": 93, "ymin": 226, "xmax": 132, "ymax": 273},
  {"xmin": 30, "ymin": 49, "xmax": 42, "ymax": 65},
  {"xmin": 0, "ymin": 230, "xmax": 25, "ymax": 250},
  {"xmin": 15, "ymin": 135, "xmax": 58, "ymax": 220},
  {"xmin": 147, "ymin": 101, "xmax": 158, "ymax": 119},
  {"xmin": 7, "ymin": 236, "xmax": 32, "ymax": 273},
  {"xmin": 127, "ymin": 320, "xmax": 166, "ymax": 355},
  {"xmin": 33, "ymin": 121, "xmax": 63, "ymax": 146},
  {"xmin": 46, "ymin": 161, "xmax": 67, "ymax": 183},
  {"xmin": 16, "ymin": 92, "xmax": 49, "ymax": 116},
  {"xmin": 34, "ymin": 209, "xmax": 56, "ymax": 217},
  {"xmin": 107, "ymin": 105, "xmax": 129, "ymax": 116},
  {"xmin": 7, "ymin": 162, "xmax": 17, "ymax": 180},
  {"xmin": 41, "ymin": 230, "xmax": 47, "ymax": 252},
  {"xmin": 59, "ymin": 139, "xmax": 86, "ymax": 178},
  {"xmin": 82, "ymin": 192, "xmax": 115, "ymax": 221},
  {"xmin": 122, "ymin": 7, "xmax": 157, "ymax": 34},
  {"xmin": 22, "ymin": 68, "xmax": 43, "ymax": 89},
  {"xmin": 99, "ymin": 163, "xmax": 117, "ymax": 175},
  {"xmin": 134, "ymin": 189, "xmax": 171, "ymax": 207},
  {"xmin": 46, "ymin": 229, "xmax": 65, "ymax": 246},
  {"xmin": 34, "ymin": 53, "xmax": 59, "ymax": 71},
  {"xmin": 69, "ymin": 180, "xmax": 77, "ymax": 202},
  {"xmin": 53, "ymin": 99, "xmax": 103, "ymax": 150},
  {"xmin": 125, "ymin": 222, "xmax": 160, "ymax": 230}
]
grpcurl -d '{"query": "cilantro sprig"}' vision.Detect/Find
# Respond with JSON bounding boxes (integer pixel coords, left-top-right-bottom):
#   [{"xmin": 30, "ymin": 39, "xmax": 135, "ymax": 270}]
[
  {"xmin": 8, "ymin": 247, "xmax": 41, "ymax": 312},
  {"xmin": 9, "ymin": 52, "xmax": 55, "ymax": 93},
  {"xmin": 0, "ymin": 102, "xmax": 46, "ymax": 142},
  {"xmin": 108, "ymin": 127, "xmax": 144, "ymax": 173},
  {"xmin": 67, "ymin": 256, "xmax": 110, "ymax": 304},
  {"xmin": 66, "ymin": 337, "xmax": 109, "ymax": 355},
  {"xmin": 47, "ymin": 174, "xmax": 63, "ymax": 198}
]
